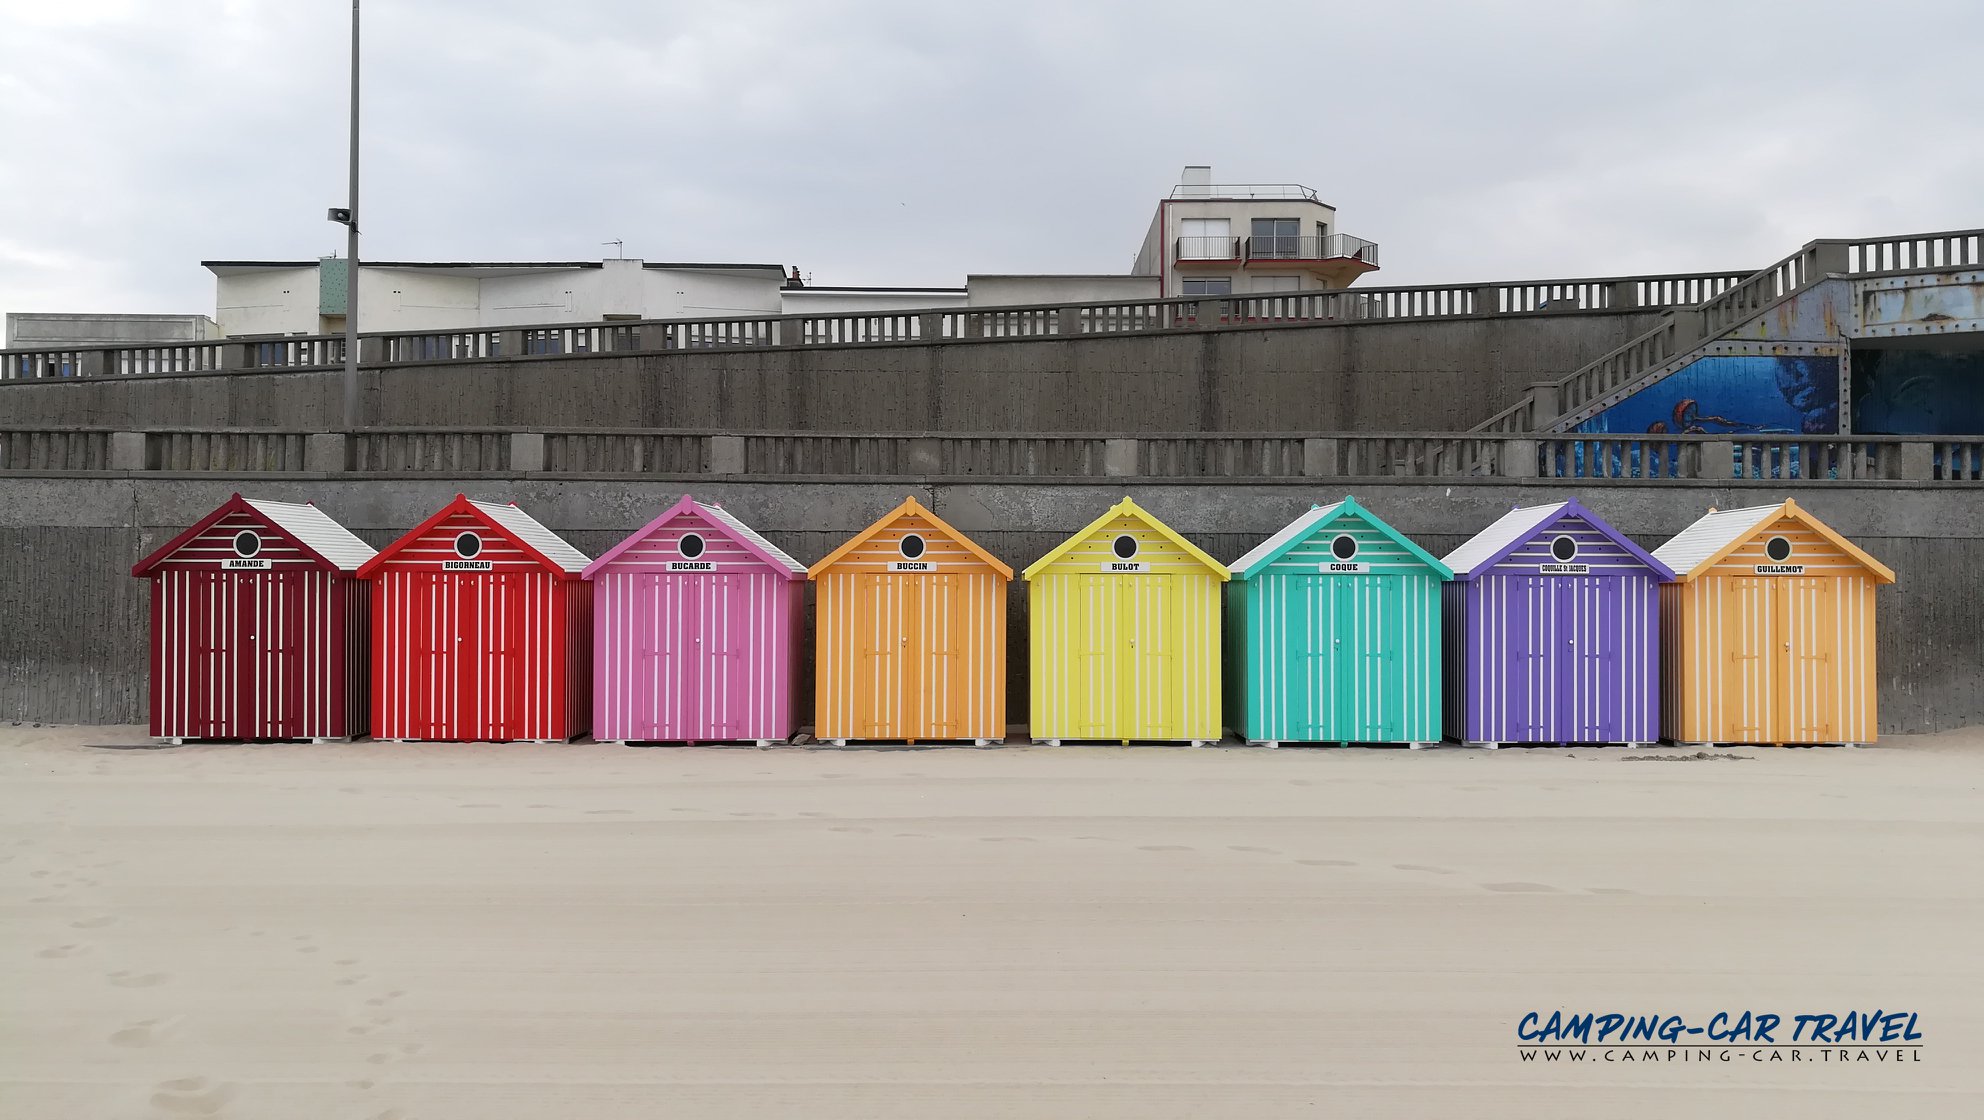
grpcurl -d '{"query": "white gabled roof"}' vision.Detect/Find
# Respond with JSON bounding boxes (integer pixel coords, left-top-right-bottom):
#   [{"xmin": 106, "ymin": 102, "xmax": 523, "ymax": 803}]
[
  {"xmin": 1441, "ymin": 501, "xmax": 1569, "ymax": 576},
  {"xmin": 698, "ymin": 501, "xmax": 805, "ymax": 574},
  {"xmin": 470, "ymin": 498, "xmax": 590, "ymax": 573},
  {"xmin": 1229, "ymin": 501, "xmax": 1343, "ymax": 574},
  {"xmin": 1651, "ymin": 503, "xmax": 1784, "ymax": 576},
  {"xmin": 243, "ymin": 498, "xmax": 376, "ymax": 572}
]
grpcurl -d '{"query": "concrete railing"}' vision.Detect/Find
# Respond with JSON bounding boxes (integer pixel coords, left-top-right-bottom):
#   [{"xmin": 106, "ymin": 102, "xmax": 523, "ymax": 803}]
[
  {"xmin": 4, "ymin": 427, "xmax": 1979, "ymax": 483},
  {"xmin": 1475, "ymin": 228, "xmax": 1984, "ymax": 434},
  {"xmin": 0, "ymin": 267, "xmax": 1756, "ymax": 384}
]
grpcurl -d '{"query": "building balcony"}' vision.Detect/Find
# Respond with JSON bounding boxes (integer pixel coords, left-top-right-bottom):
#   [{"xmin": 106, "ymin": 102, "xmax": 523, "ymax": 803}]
[
  {"xmin": 1173, "ymin": 236, "xmax": 1241, "ymax": 266},
  {"xmin": 1169, "ymin": 183, "xmax": 1322, "ymax": 201},
  {"xmin": 1241, "ymin": 234, "xmax": 1380, "ymax": 285}
]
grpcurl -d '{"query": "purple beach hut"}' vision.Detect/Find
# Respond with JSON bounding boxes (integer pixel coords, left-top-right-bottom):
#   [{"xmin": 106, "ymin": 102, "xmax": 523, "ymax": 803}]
[{"xmin": 1439, "ymin": 499, "xmax": 1674, "ymax": 748}]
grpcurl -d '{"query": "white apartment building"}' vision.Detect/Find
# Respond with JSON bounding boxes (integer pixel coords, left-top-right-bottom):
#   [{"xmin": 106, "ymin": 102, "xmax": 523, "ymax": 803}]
[{"xmin": 1129, "ymin": 166, "xmax": 1379, "ymax": 298}]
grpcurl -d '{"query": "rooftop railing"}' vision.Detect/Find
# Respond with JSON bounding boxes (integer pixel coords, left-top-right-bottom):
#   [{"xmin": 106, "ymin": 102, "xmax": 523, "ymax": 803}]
[{"xmin": 1169, "ymin": 183, "xmax": 1322, "ymax": 201}]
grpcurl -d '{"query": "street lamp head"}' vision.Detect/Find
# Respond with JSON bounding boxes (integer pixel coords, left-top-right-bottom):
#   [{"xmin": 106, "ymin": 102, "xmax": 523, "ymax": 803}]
[{"xmin": 327, "ymin": 207, "xmax": 353, "ymax": 225}]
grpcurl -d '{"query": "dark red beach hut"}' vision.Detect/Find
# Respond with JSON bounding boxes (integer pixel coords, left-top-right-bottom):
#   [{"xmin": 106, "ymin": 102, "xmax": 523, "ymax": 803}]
[
  {"xmin": 360, "ymin": 495, "xmax": 592, "ymax": 742},
  {"xmin": 131, "ymin": 494, "xmax": 377, "ymax": 743}
]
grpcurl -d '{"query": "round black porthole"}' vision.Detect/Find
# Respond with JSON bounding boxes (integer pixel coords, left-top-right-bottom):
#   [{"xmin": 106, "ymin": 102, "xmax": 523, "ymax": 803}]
[
  {"xmin": 232, "ymin": 530, "xmax": 262, "ymax": 558},
  {"xmin": 1550, "ymin": 535, "xmax": 1579, "ymax": 562},
  {"xmin": 899, "ymin": 534, "xmax": 927, "ymax": 560},
  {"xmin": 678, "ymin": 533, "xmax": 707, "ymax": 560},
  {"xmin": 454, "ymin": 531, "xmax": 483, "ymax": 559},
  {"xmin": 1765, "ymin": 536, "xmax": 1792, "ymax": 562},
  {"xmin": 1330, "ymin": 534, "xmax": 1358, "ymax": 561},
  {"xmin": 1112, "ymin": 534, "xmax": 1139, "ymax": 560}
]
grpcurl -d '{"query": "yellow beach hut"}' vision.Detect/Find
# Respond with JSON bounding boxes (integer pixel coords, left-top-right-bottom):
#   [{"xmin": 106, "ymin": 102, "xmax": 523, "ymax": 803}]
[
  {"xmin": 1652, "ymin": 498, "xmax": 1894, "ymax": 747},
  {"xmin": 1024, "ymin": 497, "xmax": 1228, "ymax": 745}
]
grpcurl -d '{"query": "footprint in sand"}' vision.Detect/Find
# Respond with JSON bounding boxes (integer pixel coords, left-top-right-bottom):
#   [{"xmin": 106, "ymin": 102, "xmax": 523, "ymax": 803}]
[
  {"xmin": 1229, "ymin": 845, "xmax": 1278, "ymax": 854},
  {"xmin": 337, "ymin": 975, "xmax": 370, "ymax": 987},
  {"xmin": 39, "ymin": 943, "xmax": 88, "ymax": 958},
  {"xmin": 797, "ymin": 811, "xmax": 829, "ymax": 818},
  {"xmin": 345, "ymin": 1079, "xmax": 376, "ymax": 1090},
  {"xmin": 336, "ymin": 958, "xmax": 360, "ymax": 966},
  {"xmin": 366, "ymin": 1043, "xmax": 425, "ymax": 1065},
  {"xmin": 71, "ymin": 915, "xmax": 116, "ymax": 929},
  {"xmin": 588, "ymin": 809, "xmax": 633, "ymax": 816},
  {"xmin": 149, "ymin": 1076, "xmax": 237, "ymax": 1116},
  {"xmin": 526, "ymin": 803, "xmax": 553, "ymax": 809},
  {"xmin": 460, "ymin": 803, "xmax": 498, "ymax": 810},
  {"xmin": 1585, "ymin": 887, "xmax": 1636, "ymax": 895},
  {"xmin": 893, "ymin": 832, "xmax": 930, "ymax": 838},
  {"xmin": 828, "ymin": 826, "xmax": 871, "ymax": 834},
  {"xmin": 981, "ymin": 836, "xmax": 1035, "ymax": 843},
  {"xmin": 30, "ymin": 869, "xmax": 50, "ymax": 879},
  {"xmin": 1394, "ymin": 864, "xmax": 1456, "ymax": 875},
  {"xmin": 1297, "ymin": 859, "xmax": 1356, "ymax": 867},
  {"xmin": 111, "ymin": 1017, "xmax": 180, "ymax": 1048},
  {"xmin": 364, "ymin": 991, "xmax": 407, "ymax": 1007},
  {"xmin": 109, "ymin": 970, "xmax": 169, "ymax": 987},
  {"xmin": 365, "ymin": 1109, "xmax": 408, "ymax": 1120},
  {"xmin": 1482, "ymin": 882, "xmax": 1560, "ymax": 893},
  {"xmin": 1138, "ymin": 845, "xmax": 1192, "ymax": 852}
]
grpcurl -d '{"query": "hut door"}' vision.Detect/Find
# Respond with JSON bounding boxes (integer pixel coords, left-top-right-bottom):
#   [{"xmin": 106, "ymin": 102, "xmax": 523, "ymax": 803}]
[
  {"xmin": 1287, "ymin": 575, "xmax": 1330, "ymax": 739},
  {"xmin": 1776, "ymin": 577, "xmax": 1836, "ymax": 741},
  {"xmin": 406, "ymin": 572, "xmax": 456, "ymax": 740},
  {"xmin": 248, "ymin": 572, "xmax": 303, "ymax": 737},
  {"xmin": 856, "ymin": 574, "xmax": 905, "ymax": 739},
  {"xmin": 1066, "ymin": 574, "xmax": 1119, "ymax": 740},
  {"xmin": 1121, "ymin": 574, "xmax": 1177, "ymax": 740},
  {"xmin": 699, "ymin": 573, "xmax": 745, "ymax": 740},
  {"xmin": 1339, "ymin": 576, "xmax": 1402, "ymax": 742},
  {"xmin": 632, "ymin": 573, "xmax": 669, "ymax": 739},
  {"xmin": 1721, "ymin": 577, "xmax": 1773, "ymax": 741},
  {"xmin": 911, "ymin": 574, "xmax": 962, "ymax": 739},
  {"xmin": 1561, "ymin": 577, "xmax": 1621, "ymax": 741},
  {"xmin": 475, "ymin": 574, "xmax": 529, "ymax": 740},
  {"xmin": 187, "ymin": 571, "xmax": 250, "ymax": 738},
  {"xmin": 1508, "ymin": 576, "xmax": 1555, "ymax": 740}
]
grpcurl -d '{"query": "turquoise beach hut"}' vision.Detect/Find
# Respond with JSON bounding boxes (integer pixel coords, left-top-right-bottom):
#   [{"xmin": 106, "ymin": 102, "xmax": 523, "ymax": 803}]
[{"xmin": 1225, "ymin": 497, "xmax": 1452, "ymax": 746}]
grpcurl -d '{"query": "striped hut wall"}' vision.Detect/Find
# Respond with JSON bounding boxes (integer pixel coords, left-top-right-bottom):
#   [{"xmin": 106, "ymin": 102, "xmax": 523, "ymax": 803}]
[
  {"xmin": 1659, "ymin": 582, "xmax": 1686, "ymax": 741},
  {"xmin": 1679, "ymin": 519, "xmax": 1880, "ymax": 743},
  {"xmin": 591, "ymin": 509, "xmax": 798, "ymax": 742},
  {"xmin": 1030, "ymin": 513, "xmax": 1221, "ymax": 742},
  {"xmin": 1222, "ymin": 580, "xmax": 1252, "ymax": 738},
  {"xmin": 372, "ymin": 548, "xmax": 570, "ymax": 743},
  {"xmin": 815, "ymin": 511, "xmax": 1006, "ymax": 741},
  {"xmin": 1466, "ymin": 570, "xmax": 1661, "ymax": 744},
  {"xmin": 340, "ymin": 576, "xmax": 371, "ymax": 737},
  {"xmin": 1245, "ymin": 513, "xmax": 1443, "ymax": 743}
]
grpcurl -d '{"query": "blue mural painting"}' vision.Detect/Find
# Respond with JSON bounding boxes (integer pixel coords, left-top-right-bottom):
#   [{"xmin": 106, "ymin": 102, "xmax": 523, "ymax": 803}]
[
  {"xmin": 1575, "ymin": 355, "xmax": 1839, "ymax": 436},
  {"xmin": 1559, "ymin": 355, "xmax": 1840, "ymax": 479}
]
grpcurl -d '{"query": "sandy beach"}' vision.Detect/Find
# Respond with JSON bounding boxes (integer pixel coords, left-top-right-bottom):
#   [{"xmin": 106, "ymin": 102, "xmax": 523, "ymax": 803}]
[{"xmin": 3, "ymin": 726, "xmax": 1980, "ymax": 1119}]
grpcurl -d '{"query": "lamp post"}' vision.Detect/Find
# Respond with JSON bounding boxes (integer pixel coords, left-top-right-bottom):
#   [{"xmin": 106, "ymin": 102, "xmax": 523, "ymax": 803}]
[{"xmin": 328, "ymin": 0, "xmax": 362, "ymax": 431}]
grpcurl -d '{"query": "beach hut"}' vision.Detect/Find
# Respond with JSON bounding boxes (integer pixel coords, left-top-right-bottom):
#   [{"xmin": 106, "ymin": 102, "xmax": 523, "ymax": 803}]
[
  {"xmin": 359, "ymin": 495, "xmax": 591, "ymax": 742},
  {"xmin": 1652, "ymin": 499, "xmax": 1893, "ymax": 746},
  {"xmin": 583, "ymin": 496, "xmax": 806, "ymax": 744},
  {"xmin": 1226, "ymin": 496, "xmax": 1452, "ymax": 746},
  {"xmin": 131, "ymin": 494, "xmax": 376, "ymax": 742},
  {"xmin": 1440, "ymin": 498, "xmax": 1674, "ymax": 748},
  {"xmin": 809, "ymin": 496, "xmax": 1010, "ymax": 745},
  {"xmin": 1025, "ymin": 497, "xmax": 1227, "ymax": 745}
]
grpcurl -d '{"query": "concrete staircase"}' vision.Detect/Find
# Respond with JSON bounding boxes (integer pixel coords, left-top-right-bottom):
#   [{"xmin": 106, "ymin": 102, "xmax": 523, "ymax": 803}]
[{"xmin": 1472, "ymin": 229, "xmax": 1984, "ymax": 434}]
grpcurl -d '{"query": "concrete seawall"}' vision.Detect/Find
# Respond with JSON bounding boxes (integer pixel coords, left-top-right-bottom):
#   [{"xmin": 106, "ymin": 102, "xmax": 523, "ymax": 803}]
[
  {"xmin": 0, "ymin": 311, "xmax": 1665, "ymax": 432},
  {"xmin": 3, "ymin": 475, "xmax": 1976, "ymax": 733}
]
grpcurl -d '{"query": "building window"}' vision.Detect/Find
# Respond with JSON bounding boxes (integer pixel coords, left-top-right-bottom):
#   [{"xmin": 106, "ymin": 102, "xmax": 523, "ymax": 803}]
[
  {"xmin": 1252, "ymin": 217, "xmax": 1301, "ymax": 258},
  {"xmin": 1181, "ymin": 277, "xmax": 1232, "ymax": 296},
  {"xmin": 1252, "ymin": 276, "xmax": 1302, "ymax": 293},
  {"xmin": 678, "ymin": 533, "xmax": 706, "ymax": 559},
  {"xmin": 1112, "ymin": 534, "xmax": 1140, "ymax": 560},
  {"xmin": 1178, "ymin": 218, "xmax": 1232, "ymax": 260}
]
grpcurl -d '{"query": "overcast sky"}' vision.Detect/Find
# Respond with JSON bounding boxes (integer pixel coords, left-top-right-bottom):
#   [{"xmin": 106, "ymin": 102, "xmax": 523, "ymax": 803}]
[{"xmin": 2, "ymin": 0, "xmax": 1979, "ymax": 316}]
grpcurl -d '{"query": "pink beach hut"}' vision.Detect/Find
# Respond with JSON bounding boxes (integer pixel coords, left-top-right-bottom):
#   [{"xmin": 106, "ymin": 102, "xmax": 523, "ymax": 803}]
[{"xmin": 582, "ymin": 497, "xmax": 806, "ymax": 744}]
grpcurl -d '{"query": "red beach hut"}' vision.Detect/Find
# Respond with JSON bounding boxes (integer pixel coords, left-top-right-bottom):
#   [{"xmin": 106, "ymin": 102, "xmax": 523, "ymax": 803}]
[
  {"xmin": 131, "ymin": 494, "xmax": 377, "ymax": 743},
  {"xmin": 583, "ymin": 496, "xmax": 807, "ymax": 744},
  {"xmin": 360, "ymin": 495, "xmax": 592, "ymax": 742}
]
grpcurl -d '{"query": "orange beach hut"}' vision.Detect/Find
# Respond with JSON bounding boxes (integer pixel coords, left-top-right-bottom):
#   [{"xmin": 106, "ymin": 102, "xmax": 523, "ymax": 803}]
[
  {"xmin": 808, "ymin": 496, "xmax": 1011, "ymax": 745},
  {"xmin": 1651, "ymin": 498, "xmax": 1894, "ymax": 746}
]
